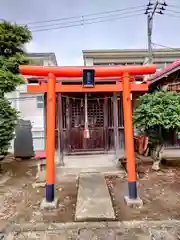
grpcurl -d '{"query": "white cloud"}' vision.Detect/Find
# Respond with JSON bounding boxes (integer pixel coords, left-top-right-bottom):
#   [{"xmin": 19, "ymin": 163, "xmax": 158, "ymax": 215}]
[
  {"xmin": 25, "ymin": 41, "xmax": 40, "ymax": 53},
  {"xmin": 57, "ymin": 55, "xmax": 84, "ymax": 66},
  {"xmin": 25, "ymin": 41, "xmax": 84, "ymax": 66}
]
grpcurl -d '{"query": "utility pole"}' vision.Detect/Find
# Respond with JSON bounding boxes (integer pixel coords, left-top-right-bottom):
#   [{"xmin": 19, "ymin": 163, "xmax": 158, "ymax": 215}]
[{"xmin": 145, "ymin": 1, "xmax": 167, "ymax": 64}]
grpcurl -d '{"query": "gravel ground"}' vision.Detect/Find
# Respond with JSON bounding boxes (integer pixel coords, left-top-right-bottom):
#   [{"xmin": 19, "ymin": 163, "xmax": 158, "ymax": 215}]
[
  {"xmin": 3, "ymin": 221, "xmax": 180, "ymax": 239},
  {"xmin": 1, "ymin": 156, "xmax": 180, "ymax": 239},
  {"xmin": 0, "ymin": 157, "xmax": 78, "ymax": 227},
  {"xmin": 106, "ymin": 162, "xmax": 180, "ymax": 221}
]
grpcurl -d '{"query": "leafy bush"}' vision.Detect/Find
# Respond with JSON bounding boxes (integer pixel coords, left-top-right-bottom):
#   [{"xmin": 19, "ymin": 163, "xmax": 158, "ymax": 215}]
[
  {"xmin": 0, "ymin": 21, "xmax": 32, "ymax": 154},
  {"xmin": 133, "ymin": 91, "xmax": 180, "ymax": 164},
  {"xmin": 0, "ymin": 97, "xmax": 18, "ymax": 154},
  {"xmin": 133, "ymin": 91, "xmax": 180, "ymax": 133}
]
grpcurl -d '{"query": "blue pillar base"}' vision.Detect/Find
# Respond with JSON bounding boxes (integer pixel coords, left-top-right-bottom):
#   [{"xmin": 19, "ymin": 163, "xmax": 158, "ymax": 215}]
[
  {"xmin": 125, "ymin": 181, "xmax": 143, "ymax": 207},
  {"xmin": 128, "ymin": 181, "xmax": 137, "ymax": 199},
  {"xmin": 46, "ymin": 184, "xmax": 54, "ymax": 202}
]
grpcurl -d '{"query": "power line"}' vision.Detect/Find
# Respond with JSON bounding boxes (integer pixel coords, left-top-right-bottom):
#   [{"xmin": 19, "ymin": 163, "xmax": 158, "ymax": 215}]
[
  {"xmin": 21, "ymin": 5, "xmax": 145, "ymax": 26},
  {"xmin": 29, "ymin": 8, "xmax": 145, "ymax": 30},
  {"xmin": 31, "ymin": 12, "xmax": 144, "ymax": 33},
  {"xmin": 166, "ymin": 4, "xmax": 180, "ymax": 9},
  {"xmin": 152, "ymin": 42, "xmax": 180, "ymax": 50},
  {"xmin": 166, "ymin": 9, "xmax": 180, "ymax": 14},
  {"xmin": 165, "ymin": 0, "xmax": 180, "ymax": 6},
  {"xmin": 165, "ymin": 13, "xmax": 180, "ymax": 18}
]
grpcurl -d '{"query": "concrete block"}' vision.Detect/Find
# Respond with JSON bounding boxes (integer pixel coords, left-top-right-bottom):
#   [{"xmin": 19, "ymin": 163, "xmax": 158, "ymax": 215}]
[
  {"xmin": 124, "ymin": 196, "xmax": 143, "ymax": 208},
  {"xmin": 40, "ymin": 198, "xmax": 58, "ymax": 210}
]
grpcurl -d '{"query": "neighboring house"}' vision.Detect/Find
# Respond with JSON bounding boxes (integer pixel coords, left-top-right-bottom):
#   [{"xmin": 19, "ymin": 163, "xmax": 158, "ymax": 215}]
[
  {"xmin": 83, "ymin": 48, "xmax": 180, "ymax": 73},
  {"xmin": 6, "ymin": 52, "xmax": 58, "ymax": 153}
]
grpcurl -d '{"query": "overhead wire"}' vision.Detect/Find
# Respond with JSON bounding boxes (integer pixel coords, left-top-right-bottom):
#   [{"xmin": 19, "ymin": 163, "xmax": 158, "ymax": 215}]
[
  {"xmin": 152, "ymin": 42, "xmax": 180, "ymax": 50},
  {"xmin": 165, "ymin": 1, "xmax": 180, "ymax": 8},
  {"xmin": 13, "ymin": 5, "xmax": 147, "ymax": 33},
  {"xmin": 30, "ymin": 12, "xmax": 144, "ymax": 33},
  {"xmin": 164, "ymin": 12, "xmax": 180, "ymax": 18},
  {"xmin": 3, "ymin": 4, "xmax": 180, "ymax": 103},
  {"xmin": 164, "ymin": 3, "xmax": 180, "ymax": 9},
  {"xmin": 145, "ymin": 2, "xmax": 180, "ymax": 18},
  {"xmin": 22, "ymin": 5, "xmax": 146, "ymax": 26},
  {"xmin": 162, "ymin": 4, "xmax": 180, "ymax": 17},
  {"xmin": 29, "ymin": 8, "xmax": 145, "ymax": 31},
  {"xmin": 165, "ymin": 9, "xmax": 180, "ymax": 14}
]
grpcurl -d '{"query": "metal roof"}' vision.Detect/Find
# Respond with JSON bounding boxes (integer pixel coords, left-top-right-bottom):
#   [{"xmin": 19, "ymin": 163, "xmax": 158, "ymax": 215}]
[
  {"xmin": 83, "ymin": 48, "xmax": 180, "ymax": 54},
  {"xmin": 148, "ymin": 59, "xmax": 180, "ymax": 87},
  {"xmin": 26, "ymin": 52, "xmax": 55, "ymax": 57}
]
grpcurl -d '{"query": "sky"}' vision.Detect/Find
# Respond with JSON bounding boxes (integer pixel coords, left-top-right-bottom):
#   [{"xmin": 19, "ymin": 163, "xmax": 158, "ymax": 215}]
[{"xmin": 0, "ymin": 0, "xmax": 180, "ymax": 65}]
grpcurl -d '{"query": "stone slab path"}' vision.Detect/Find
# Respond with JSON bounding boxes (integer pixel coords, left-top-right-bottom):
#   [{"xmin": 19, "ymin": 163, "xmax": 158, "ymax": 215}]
[{"xmin": 75, "ymin": 173, "xmax": 115, "ymax": 221}]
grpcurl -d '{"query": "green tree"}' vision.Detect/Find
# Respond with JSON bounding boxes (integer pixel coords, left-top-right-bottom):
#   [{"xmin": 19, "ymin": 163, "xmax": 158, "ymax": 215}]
[
  {"xmin": 133, "ymin": 90, "xmax": 180, "ymax": 169},
  {"xmin": 0, "ymin": 21, "xmax": 32, "ymax": 154}
]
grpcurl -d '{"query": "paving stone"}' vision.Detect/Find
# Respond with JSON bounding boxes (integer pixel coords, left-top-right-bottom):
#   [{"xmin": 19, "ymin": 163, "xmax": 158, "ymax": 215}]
[{"xmin": 75, "ymin": 173, "xmax": 115, "ymax": 221}]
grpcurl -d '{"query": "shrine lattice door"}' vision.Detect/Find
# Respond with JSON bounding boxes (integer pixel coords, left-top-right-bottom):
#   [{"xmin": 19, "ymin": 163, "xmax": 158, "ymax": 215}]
[{"xmin": 63, "ymin": 93, "xmax": 106, "ymax": 153}]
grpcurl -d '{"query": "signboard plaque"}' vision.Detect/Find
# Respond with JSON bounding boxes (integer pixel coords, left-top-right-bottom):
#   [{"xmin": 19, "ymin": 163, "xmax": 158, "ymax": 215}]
[{"xmin": 83, "ymin": 69, "xmax": 95, "ymax": 87}]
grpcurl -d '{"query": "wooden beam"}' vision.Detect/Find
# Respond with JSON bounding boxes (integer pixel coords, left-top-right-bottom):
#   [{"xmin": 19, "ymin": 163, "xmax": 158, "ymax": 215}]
[
  {"xmin": 113, "ymin": 93, "xmax": 120, "ymax": 155},
  {"xmin": 27, "ymin": 82, "xmax": 149, "ymax": 93},
  {"xmin": 104, "ymin": 96, "xmax": 108, "ymax": 152},
  {"xmin": 43, "ymin": 93, "xmax": 47, "ymax": 150},
  {"xmin": 66, "ymin": 97, "xmax": 71, "ymax": 153},
  {"xmin": 57, "ymin": 93, "xmax": 64, "ymax": 165}
]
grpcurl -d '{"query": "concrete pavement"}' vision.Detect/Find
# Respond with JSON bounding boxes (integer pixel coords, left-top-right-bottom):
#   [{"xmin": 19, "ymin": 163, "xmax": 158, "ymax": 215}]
[
  {"xmin": 34, "ymin": 153, "xmax": 126, "ymax": 183},
  {"xmin": 75, "ymin": 173, "xmax": 115, "ymax": 221}
]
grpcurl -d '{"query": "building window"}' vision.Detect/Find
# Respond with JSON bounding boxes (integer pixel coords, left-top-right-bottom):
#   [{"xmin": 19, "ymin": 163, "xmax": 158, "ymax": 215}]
[
  {"xmin": 36, "ymin": 95, "xmax": 44, "ymax": 109},
  {"xmin": 29, "ymin": 58, "xmax": 44, "ymax": 66},
  {"xmin": 32, "ymin": 131, "xmax": 44, "ymax": 138}
]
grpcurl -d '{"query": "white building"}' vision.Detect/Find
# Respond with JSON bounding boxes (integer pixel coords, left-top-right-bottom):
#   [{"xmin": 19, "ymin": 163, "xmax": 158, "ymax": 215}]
[
  {"xmin": 6, "ymin": 52, "xmax": 58, "ymax": 153},
  {"xmin": 83, "ymin": 48, "xmax": 180, "ymax": 71}
]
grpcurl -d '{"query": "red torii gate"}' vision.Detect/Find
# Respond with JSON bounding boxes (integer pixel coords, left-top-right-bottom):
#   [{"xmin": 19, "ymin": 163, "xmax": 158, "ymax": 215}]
[{"xmin": 20, "ymin": 64, "xmax": 156, "ymax": 205}]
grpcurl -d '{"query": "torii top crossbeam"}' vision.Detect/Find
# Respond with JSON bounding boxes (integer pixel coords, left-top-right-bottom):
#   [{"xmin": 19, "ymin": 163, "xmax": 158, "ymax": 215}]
[{"xmin": 20, "ymin": 65, "xmax": 156, "ymax": 78}]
